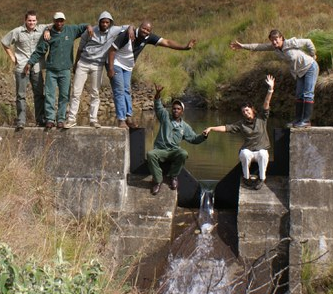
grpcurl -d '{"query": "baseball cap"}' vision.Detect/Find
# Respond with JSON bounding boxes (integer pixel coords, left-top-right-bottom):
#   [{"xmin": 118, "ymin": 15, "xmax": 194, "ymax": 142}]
[
  {"xmin": 172, "ymin": 99, "xmax": 185, "ymax": 111},
  {"xmin": 53, "ymin": 12, "xmax": 66, "ymax": 20}
]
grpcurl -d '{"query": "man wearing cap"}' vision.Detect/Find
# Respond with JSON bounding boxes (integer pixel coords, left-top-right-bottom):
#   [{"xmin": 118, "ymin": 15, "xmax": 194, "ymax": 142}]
[
  {"xmin": 64, "ymin": 11, "xmax": 134, "ymax": 129},
  {"xmin": 1, "ymin": 10, "xmax": 51, "ymax": 130},
  {"xmin": 24, "ymin": 12, "xmax": 93, "ymax": 129},
  {"xmin": 147, "ymin": 84, "xmax": 208, "ymax": 195},
  {"xmin": 107, "ymin": 20, "xmax": 196, "ymax": 129}
]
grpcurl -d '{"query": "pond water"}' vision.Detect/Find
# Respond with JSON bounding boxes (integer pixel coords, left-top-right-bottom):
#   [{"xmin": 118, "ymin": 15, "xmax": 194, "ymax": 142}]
[{"xmin": 135, "ymin": 108, "xmax": 288, "ymax": 181}]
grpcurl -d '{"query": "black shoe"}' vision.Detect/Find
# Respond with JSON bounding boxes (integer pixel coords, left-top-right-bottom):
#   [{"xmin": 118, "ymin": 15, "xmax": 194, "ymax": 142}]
[
  {"xmin": 254, "ymin": 180, "xmax": 265, "ymax": 190},
  {"xmin": 170, "ymin": 177, "xmax": 178, "ymax": 190},
  {"xmin": 242, "ymin": 177, "xmax": 253, "ymax": 187},
  {"xmin": 152, "ymin": 183, "xmax": 162, "ymax": 195},
  {"xmin": 36, "ymin": 121, "xmax": 46, "ymax": 127}
]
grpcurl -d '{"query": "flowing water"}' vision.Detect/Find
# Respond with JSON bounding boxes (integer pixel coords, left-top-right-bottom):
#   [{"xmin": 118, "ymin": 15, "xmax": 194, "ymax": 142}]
[{"xmin": 157, "ymin": 190, "xmax": 245, "ymax": 294}]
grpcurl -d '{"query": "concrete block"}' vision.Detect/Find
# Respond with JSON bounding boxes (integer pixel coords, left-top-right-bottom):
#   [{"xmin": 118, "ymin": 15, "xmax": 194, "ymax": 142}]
[
  {"xmin": 238, "ymin": 216, "xmax": 288, "ymax": 240},
  {"xmin": 290, "ymin": 179, "xmax": 333, "ymax": 209},
  {"xmin": 0, "ymin": 127, "xmax": 130, "ymax": 178},
  {"xmin": 238, "ymin": 176, "xmax": 289, "ymax": 260},
  {"xmin": 290, "ymin": 127, "xmax": 333, "ymax": 179},
  {"xmin": 57, "ymin": 177, "xmax": 126, "ymax": 216},
  {"xmin": 289, "ymin": 240, "xmax": 303, "ymax": 294},
  {"xmin": 112, "ymin": 213, "xmax": 173, "ymax": 239},
  {"xmin": 114, "ymin": 236, "xmax": 171, "ymax": 257},
  {"xmin": 299, "ymin": 208, "xmax": 333, "ymax": 238},
  {"xmin": 238, "ymin": 239, "xmax": 280, "ymax": 260}
]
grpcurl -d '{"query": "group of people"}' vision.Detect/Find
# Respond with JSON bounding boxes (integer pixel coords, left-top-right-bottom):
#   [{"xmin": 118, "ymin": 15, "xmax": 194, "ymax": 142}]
[
  {"xmin": 1, "ymin": 10, "xmax": 319, "ymax": 194},
  {"xmin": 1, "ymin": 10, "xmax": 195, "ymax": 131}
]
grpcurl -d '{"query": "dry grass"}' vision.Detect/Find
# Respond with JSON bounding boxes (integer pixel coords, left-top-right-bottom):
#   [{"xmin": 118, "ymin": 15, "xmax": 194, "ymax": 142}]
[{"xmin": 0, "ymin": 137, "xmax": 146, "ymax": 293}]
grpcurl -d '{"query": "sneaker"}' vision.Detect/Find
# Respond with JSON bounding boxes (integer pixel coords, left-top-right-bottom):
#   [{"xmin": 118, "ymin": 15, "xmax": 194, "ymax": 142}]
[
  {"xmin": 118, "ymin": 120, "xmax": 129, "ymax": 129},
  {"xmin": 90, "ymin": 122, "xmax": 101, "ymax": 128},
  {"xmin": 64, "ymin": 120, "xmax": 77, "ymax": 129},
  {"xmin": 254, "ymin": 179, "xmax": 265, "ymax": 190},
  {"xmin": 293, "ymin": 120, "xmax": 311, "ymax": 128}
]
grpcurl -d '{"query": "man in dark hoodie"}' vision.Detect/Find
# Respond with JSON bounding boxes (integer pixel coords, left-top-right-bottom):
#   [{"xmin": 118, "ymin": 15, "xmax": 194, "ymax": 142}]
[{"xmin": 64, "ymin": 11, "xmax": 134, "ymax": 129}]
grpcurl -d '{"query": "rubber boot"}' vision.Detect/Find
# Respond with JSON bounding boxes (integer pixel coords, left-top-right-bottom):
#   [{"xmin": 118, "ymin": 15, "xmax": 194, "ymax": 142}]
[
  {"xmin": 294, "ymin": 102, "xmax": 313, "ymax": 128},
  {"xmin": 285, "ymin": 100, "xmax": 303, "ymax": 128}
]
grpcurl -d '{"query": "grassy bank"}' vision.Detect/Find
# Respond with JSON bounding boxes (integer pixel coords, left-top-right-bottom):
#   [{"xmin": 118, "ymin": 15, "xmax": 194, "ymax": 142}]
[{"xmin": 1, "ymin": 0, "xmax": 333, "ymax": 104}]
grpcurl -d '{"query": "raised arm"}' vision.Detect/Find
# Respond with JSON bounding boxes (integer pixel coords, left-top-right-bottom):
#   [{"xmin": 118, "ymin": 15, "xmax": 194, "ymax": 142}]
[
  {"xmin": 154, "ymin": 83, "xmax": 164, "ymax": 99},
  {"xmin": 230, "ymin": 40, "xmax": 244, "ymax": 50},
  {"xmin": 263, "ymin": 74, "xmax": 275, "ymax": 110},
  {"xmin": 230, "ymin": 40, "xmax": 273, "ymax": 51},
  {"xmin": 157, "ymin": 38, "xmax": 196, "ymax": 50}
]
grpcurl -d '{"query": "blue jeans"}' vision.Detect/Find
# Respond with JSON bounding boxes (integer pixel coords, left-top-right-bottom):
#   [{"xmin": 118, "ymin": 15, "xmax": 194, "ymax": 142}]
[
  {"xmin": 109, "ymin": 65, "xmax": 133, "ymax": 121},
  {"xmin": 45, "ymin": 69, "xmax": 71, "ymax": 123},
  {"xmin": 15, "ymin": 70, "xmax": 44, "ymax": 125},
  {"xmin": 296, "ymin": 61, "xmax": 319, "ymax": 102}
]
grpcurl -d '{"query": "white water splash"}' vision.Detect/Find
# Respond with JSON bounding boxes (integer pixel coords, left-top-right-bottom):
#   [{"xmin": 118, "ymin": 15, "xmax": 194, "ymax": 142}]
[{"xmin": 159, "ymin": 190, "xmax": 231, "ymax": 294}]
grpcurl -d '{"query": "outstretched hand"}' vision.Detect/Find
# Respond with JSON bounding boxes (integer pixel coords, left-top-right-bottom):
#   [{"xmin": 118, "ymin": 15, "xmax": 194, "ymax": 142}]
[
  {"xmin": 265, "ymin": 74, "xmax": 275, "ymax": 90},
  {"xmin": 154, "ymin": 83, "xmax": 164, "ymax": 99},
  {"xmin": 186, "ymin": 39, "xmax": 196, "ymax": 50},
  {"xmin": 230, "ymin": 40, "xmax": 243, "ymax": 50}
]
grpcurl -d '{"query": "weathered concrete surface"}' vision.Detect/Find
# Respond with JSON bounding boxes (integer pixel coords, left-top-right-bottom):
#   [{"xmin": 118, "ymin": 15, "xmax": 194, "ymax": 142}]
[
  {"xmin": 0, "ymin": 127, "xmax": 178, "ymax": 273},
  {"xmin": 238, "ymin": 176, "xmax": 289, "ymax": 260},
  {"xmin": 238, "ymin": 176, "xmax": 289, "ymax": 293},
  {"xmin": 289, "ymin": 127, "xmax": 333, "ymax": 294},
  {"xmin": 112, "ymin": 173, "xmax": 177, "ymax": 288},
  {"xmin": 0, "ymin": 127, "xmax": 130, "ymax": 216}
]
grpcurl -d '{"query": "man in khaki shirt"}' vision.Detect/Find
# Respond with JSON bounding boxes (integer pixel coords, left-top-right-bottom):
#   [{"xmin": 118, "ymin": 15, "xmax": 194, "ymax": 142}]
[{"xmin": 1, "ymin": 10, "xmax": 49, "ymax": 129}]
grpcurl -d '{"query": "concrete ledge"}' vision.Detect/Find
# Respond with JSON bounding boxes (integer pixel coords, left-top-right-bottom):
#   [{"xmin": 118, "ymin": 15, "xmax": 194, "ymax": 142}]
[
  {"xmin": 238, "ymin": 176, "xmax": 289, "ymax": 260},
  {"xmin": 111, "ymin": 174, "xmax": 177, "ymax": 258},
  {"xmin": 0, "ymin": 127, "xmax": 130, "ymax": 216}
]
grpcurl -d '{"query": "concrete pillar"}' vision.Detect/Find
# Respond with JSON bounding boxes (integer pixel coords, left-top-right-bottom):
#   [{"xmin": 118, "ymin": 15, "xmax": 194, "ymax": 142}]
[{"xmin": 289, "ymin": 127, "xmax": 333, "ymax": 293}]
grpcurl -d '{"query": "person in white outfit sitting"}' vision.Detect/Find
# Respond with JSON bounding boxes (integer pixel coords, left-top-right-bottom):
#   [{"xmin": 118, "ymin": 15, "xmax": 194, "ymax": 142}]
[{"xmin": 203, "ymin": 75, "xmax": 275, "ymax": 190}]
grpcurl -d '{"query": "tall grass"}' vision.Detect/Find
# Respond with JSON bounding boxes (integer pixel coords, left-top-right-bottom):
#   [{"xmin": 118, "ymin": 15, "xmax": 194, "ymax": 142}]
[{"xmin": 0, "ymin": 137, "xmax": 143, "ymax": 293}]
